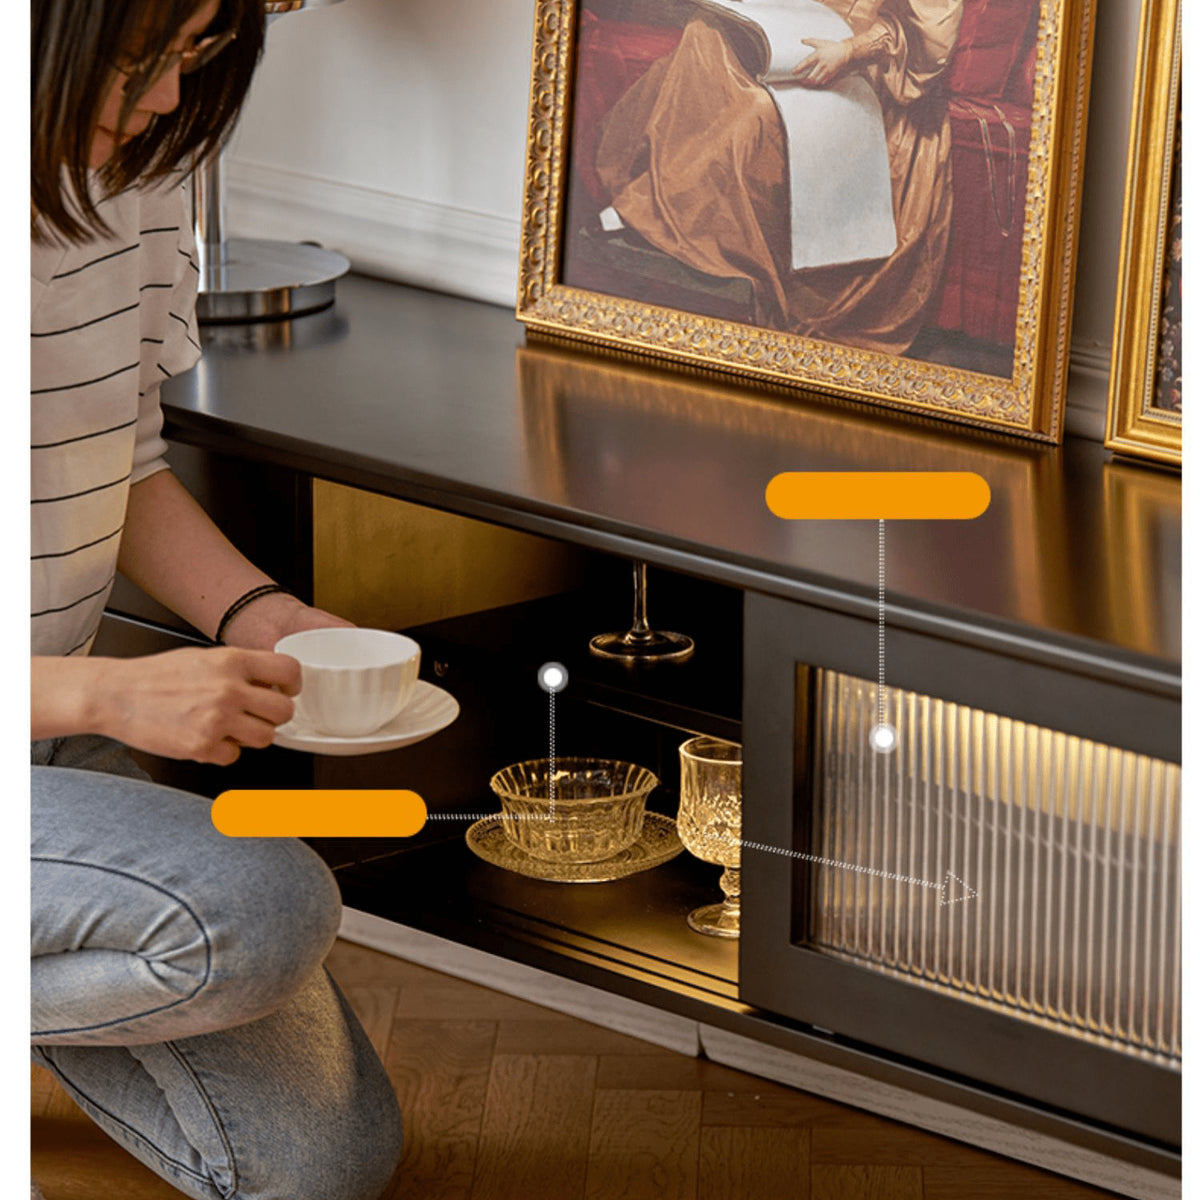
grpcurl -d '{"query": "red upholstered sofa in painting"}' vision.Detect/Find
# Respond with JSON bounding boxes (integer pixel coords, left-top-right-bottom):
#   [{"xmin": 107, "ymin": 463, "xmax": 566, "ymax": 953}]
[
  {"xmin": 570, "ymin": 0, "xmax": 1041, "ymax": 357},
  {"xmin": 936, "ymin": 0, "xmax": 1040, "ymax": 348}
]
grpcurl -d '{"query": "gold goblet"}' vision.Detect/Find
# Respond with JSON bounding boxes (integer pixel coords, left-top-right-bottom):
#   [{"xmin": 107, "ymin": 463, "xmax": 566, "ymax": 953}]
[{"xmin": 677, "ymin": 736, "xmax": 742, "ymax": 938}]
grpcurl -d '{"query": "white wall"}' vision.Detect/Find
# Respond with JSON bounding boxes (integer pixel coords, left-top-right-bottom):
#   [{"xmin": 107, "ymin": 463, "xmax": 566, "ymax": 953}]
[
  {"xmin": 227, "ymin": 0, "xmax": 534, "ymax": 306},
  {"xmin": 226, "ymin": 0, "xmax": 1145, "ymax": 439}
]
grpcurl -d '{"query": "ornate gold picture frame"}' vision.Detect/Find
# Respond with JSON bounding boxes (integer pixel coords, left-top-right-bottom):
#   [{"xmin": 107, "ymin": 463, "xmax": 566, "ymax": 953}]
[
  {"xmin": 517, "ymin": 0, "xmax": 1095, "ymax": 441},
  {"xmin": 1105, "ymin": 0, "xmax": 1181, "ymax": 467}
]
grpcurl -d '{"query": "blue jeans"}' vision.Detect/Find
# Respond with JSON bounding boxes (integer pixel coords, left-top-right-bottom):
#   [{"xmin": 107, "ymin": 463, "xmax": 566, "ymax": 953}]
[{"xmin": 31, "ymin": 736, "xmax": 403, "ymax": 1200}]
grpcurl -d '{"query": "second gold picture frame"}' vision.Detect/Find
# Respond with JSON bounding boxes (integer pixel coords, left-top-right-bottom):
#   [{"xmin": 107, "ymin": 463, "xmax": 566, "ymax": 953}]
[
  {"xmin": 1105, "ymin": 0, "xmax": 1181, "ymax": 467},
  {"xmin": 517, "ymin": 0, "xmax": 1096, "ymax": 441}
]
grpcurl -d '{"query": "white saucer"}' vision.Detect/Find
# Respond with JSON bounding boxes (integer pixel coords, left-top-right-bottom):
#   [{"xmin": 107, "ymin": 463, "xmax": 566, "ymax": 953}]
[{"xmin": 273, "ymin": 681, "xmax": 459, "ymax": 756}]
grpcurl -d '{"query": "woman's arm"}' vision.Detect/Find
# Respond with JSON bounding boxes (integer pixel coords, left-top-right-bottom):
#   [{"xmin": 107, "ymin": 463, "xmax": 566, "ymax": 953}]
[
  {"xmin": 30, "ymin": 469, "xmax": 351, "ymax": 761},
  {"xmin": 117, "ymin": 467, "xmax": 350, "ymax": 648}
]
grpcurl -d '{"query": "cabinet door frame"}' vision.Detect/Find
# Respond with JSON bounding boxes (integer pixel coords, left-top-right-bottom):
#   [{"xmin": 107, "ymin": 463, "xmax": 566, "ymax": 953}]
[{"xmin": 740, "ymin": 591, "xmax": 1180, "ymax": 1146}]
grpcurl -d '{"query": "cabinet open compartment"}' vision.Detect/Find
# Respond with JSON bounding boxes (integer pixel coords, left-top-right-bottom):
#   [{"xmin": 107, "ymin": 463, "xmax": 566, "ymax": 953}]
[{"xmin": 320, "ymin": 568, "xmax": 750, "ymax": 1019}]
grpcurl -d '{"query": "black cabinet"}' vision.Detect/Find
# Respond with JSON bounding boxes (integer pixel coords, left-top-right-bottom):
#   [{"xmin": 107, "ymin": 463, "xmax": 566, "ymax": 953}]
[{"xmin": 140, "ymin": 277, "xmax": 1180, "ymax": 1190}]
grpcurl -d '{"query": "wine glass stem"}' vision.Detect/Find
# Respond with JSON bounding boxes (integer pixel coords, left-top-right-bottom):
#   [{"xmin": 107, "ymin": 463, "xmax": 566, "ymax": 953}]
[
  {"xmin": 719, "ymin": 866, "xmax": 741, "ymax": 922},
  {"xmin": 630, "ymin": 561, "xmax": 651, "ymax": 636},
  {"xmin": 589, "ymin": 559, "xmax": 692, "ymax": 662}
]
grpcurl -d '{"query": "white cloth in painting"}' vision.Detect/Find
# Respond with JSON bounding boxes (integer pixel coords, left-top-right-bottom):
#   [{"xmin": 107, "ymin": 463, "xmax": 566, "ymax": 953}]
[{"xmin": 700, "ymin": 0, "xmax": 897, "ymax": 269}]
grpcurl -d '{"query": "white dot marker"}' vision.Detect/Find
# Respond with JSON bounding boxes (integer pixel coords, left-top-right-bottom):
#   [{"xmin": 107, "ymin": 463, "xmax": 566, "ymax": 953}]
[
  {"xmin": 538, "ymin": 662, "xmax": 568, "ymax": 693},
  {"xmin": 869, "ymin": 723, "xmax": 897, "ymax": 754}
]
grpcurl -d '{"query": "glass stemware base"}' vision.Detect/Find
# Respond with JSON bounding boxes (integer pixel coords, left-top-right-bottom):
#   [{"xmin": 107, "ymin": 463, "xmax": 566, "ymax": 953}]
[
  {"xmin": 589, "ymin": 560, "xmax": 695, "ymax": 663},
  {"xmin": 687, "ymin": 866, "xmax": 740, "ymax": 938},
  {"xmin": 589, "ymin": 628, "xmax": 694, "ymax": 662}
]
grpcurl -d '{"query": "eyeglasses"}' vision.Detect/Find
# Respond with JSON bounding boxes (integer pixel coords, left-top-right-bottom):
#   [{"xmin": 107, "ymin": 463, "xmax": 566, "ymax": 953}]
[{"xmin": 116, "ymin": 28, "xmax": 237, "ymax": 94}]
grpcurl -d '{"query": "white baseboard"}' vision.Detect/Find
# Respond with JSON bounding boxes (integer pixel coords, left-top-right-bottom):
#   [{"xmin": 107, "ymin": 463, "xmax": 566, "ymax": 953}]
[
  {"xmin": 1065, "ymin": 343, "xmax": 1113, "ymax": 442},
  {"xmin": 224, "ymin": 159, "xmax": 520, "ymax": 308},
  {"xmin": 225, "ymin": 160, "xmax": 1112, "ymax": 440}
]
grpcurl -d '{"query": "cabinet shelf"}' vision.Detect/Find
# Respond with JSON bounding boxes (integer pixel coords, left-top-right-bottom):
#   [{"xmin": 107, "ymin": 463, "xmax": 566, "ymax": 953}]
[{"xmin": 332, "ymin": 833, "xmax": 743, "ymax": 1016}]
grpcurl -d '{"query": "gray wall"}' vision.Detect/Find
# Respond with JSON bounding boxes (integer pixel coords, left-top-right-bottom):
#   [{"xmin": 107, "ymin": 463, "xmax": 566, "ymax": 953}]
[{"xmin": 226, "ymin": 0, "xmax": 1144, "ymax": 438}]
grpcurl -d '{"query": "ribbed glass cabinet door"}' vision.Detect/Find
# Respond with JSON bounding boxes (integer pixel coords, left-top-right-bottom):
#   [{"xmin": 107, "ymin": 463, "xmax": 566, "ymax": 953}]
[{"xmin": 808, "ymin": 671, "xmax": 1181, "ymax": 1069}]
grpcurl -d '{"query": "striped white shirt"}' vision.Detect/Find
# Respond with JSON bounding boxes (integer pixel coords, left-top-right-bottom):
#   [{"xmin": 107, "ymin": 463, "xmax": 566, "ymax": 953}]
[{"xmin": 31, "ymin": 177, "xmax": 201, "ymax": 657}]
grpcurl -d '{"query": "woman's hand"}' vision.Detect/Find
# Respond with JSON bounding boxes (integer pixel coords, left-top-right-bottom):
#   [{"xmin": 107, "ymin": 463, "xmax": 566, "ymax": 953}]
[
  {"xmin": 93, "ymin": 647, "xmax": 301, "ymax": 765},
  {"xmin": 793, "ymin": 37, "xmax": 853, "ymax": 87},
  {"xmin": 220, "ymin": 591, "xmax": 355, "ymax": 651}
]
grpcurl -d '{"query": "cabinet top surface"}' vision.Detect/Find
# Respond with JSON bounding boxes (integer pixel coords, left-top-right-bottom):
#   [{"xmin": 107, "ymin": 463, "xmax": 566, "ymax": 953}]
[{"xmin": 163, "ymin": 275, "xmax": 1181, "ymax": 677}]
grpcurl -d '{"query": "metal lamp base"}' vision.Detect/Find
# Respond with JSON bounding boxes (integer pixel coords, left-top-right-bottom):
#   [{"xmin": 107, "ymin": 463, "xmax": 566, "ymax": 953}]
[{"xmin": 197, "ymin": 237, "xmax": 350, "ymax": 324}]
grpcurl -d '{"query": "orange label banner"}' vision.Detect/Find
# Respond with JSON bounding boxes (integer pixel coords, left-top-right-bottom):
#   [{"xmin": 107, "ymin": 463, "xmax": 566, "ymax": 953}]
[
  {"xmin": 765, "ymin": 472, "xmax": 990, "ymax": 520},
  {"xmin": 212, "ymin": 790, "xmax": 427, "ymax": 837}
]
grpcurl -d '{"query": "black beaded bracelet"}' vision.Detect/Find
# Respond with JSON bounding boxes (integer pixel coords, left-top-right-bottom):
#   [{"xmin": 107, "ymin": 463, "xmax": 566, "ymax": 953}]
[{"xmin": 214, "ymin": 583, "xmax": 288, "ymax": 645}]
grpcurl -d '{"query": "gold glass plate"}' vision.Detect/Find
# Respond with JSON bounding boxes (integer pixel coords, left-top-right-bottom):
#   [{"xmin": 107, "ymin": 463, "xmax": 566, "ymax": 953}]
[{"xmin": 465, "ymin": 812, "xmax": 682, "ymax": 883}]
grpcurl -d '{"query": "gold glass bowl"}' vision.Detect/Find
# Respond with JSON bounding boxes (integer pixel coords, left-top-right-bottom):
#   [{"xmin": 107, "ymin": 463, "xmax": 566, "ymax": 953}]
[{"xmin": 489, "ymin": 758, "xmax": 659, "ymax": 863}]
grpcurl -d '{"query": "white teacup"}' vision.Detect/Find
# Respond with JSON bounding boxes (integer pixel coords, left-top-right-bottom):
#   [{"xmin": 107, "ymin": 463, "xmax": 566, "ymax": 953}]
[{"xmin": 274, "ymin": 628, "xmax": 421, "ymax": 737}]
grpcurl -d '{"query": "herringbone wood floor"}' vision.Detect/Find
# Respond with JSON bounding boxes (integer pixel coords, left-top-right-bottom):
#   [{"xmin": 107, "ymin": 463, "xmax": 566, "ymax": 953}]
[{"xmin": 32, "ymin": 939, "xmax": 1126, "ymax": 1200}]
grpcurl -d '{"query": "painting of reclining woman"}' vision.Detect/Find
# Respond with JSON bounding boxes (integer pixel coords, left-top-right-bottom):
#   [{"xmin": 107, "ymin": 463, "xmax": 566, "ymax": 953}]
[{"xmin": 561, "ymin": 0, "xmax": 1042, "ymax": 379}]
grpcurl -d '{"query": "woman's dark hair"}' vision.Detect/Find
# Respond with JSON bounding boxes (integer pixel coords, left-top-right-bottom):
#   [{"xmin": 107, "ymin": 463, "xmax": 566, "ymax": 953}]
[{"xmin": 32, "ymin": 0, "xmax": 265, "ymax": 242}]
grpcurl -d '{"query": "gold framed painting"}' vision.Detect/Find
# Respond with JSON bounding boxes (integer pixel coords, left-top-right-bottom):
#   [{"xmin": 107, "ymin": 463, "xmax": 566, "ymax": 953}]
[
  {"xmin": 517, "ymin": 0, "xmax": 1096, "ymax": 441},
  {"xmin": 1105, "ymin": 0, "xmax": 1181, "ymax": 467}
]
